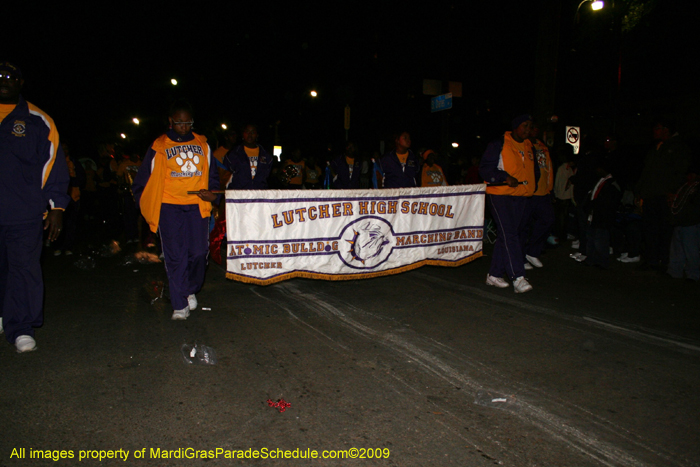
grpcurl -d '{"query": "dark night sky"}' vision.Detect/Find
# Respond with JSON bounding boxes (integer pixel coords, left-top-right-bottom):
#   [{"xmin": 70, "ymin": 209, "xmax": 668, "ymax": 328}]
[{"xmin": 4, "ymin": 1, "xmax": 698, "ymax": 160}]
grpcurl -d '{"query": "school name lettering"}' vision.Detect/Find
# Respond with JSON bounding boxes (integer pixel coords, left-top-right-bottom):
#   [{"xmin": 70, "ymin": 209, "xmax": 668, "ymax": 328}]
[
  {"xmin": 395, "ymin": 229, "xmax": 482, "ymax": 247},
  {"xmin": 165, "ymin": 144, "xmax": 204, "ymax": 160},
  {"xmin": 271, "ymin": 200, "xmax": 454, "ymax": 228},
  {"xmin": 229, "ymin": 241, "xmax": 339, "ymax": 257}
]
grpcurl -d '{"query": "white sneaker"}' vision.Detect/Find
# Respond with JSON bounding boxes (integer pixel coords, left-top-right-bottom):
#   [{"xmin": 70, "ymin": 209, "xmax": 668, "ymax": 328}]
[
  {"xmin": 171, "ymin": 307, "xmax": 190, "ymax": 320},
  {"xmin": 15, "ymin": 335, "xmax": 37, "ymax": 353},
  {"xmin": 621, "ymin": 255, "xmax": 640, "ymax": 263},
  {"xmin": 525, "ymin": 255, "xmax": 543, "ymax": 268},
  {"xmin": 64, "ymin": 250, "xmax": 73, "ymax": 256},
  {"xmin": 575, "ymin": 254, "xmax": 587, "ymax": 262},
  {"xmin": 617, "ymin": 252, "xmax": 629, "ymax": 261},
  {"xmin": 53, "ymin": 250, "xmax": 62, "ymax": 256},
  {"xmin": 0, "ymin": 317, "xmax": 3, "ymax": 335},
  {"xmin": 524, "ymin": 262, "xmax": 534, "ymax": 270},
  {"xmin": 571, "ymin": 240, "xmax": 580, "ymax": 249},
  {"xmin": 567, "ymin": 234, "xmax": 576, "ymax": 240},
  {"xmin": 486, "ymin": 274, "xmax": 509, "ymax": 288},
  {"xmin": 513, "ymin": 276, "xmax": 533, "ymax": 293},
  {"xmin": 187, "ymin": 294, "xmax": 198, "ymax": 311}
]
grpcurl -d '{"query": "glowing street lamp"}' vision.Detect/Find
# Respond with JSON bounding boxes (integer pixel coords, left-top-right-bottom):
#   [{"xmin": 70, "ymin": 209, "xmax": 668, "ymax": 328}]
[
  {"xmin": 451, "ymin": 142, "xmax": 459, "ymax": 148},
  {"xmin": 120, "ymin": 133, "xmax": 127, "ymax": 139},
  {"xmin": 170, "ymin": 78, "xmax": 178, "ymax": 86},
  {"xmin": 576, "ymin": 0, "xmax": 604, "ymax": 19},
  {"xmin": 132, "ymin": 118, "xmax": 140, "ymax": 125},
  {"xmin": 221, "ymin": 123, "xmax": 228, "ymax": 130},
  {"xmin": 310, "ymin": 90, "xmax": 318, "ymax": 97}
]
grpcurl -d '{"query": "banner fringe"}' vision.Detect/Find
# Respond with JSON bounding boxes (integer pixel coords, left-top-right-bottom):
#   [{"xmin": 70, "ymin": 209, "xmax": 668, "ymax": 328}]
[{"xmin": 226, "ymin": 252, "xmax": 482, "ymax": 286}]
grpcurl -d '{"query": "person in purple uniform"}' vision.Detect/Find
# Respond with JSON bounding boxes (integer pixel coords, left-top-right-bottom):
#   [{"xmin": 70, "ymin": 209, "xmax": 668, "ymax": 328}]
[
  {"xmin": 132, "ymin": 100, "xmax": 218, "ymax": 321},
  {"xmin": 223, "ymin": 124, "xmax": 274, "ymax": 190},
  {"xmin": 0, "ymin": 61, "xmax": 70, "ymax": 352},
  {"xmin": 381, "ymin": 131, "xmax": 420, "ymax": 188},
  {"xmin": 331, "ymin": 141, "xmax": 362, "ymax": 189}
]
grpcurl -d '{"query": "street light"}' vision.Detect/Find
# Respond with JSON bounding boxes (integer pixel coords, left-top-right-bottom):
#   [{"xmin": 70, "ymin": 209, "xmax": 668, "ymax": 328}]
[
  {"xmin": 576, "ymin": 0, "xmax": 604, "ymax": 21},
  {"xmin": 221, "ymin": 123, "xmax": 228, "ymax": 130},
  {"xmin": 310, "ymin": 90, "xmax": 318, "ymax": 97},
  {"xmin": 132, "ymin": 118, "xmax": 140, "ymax": 125},
  {"xmin": 120, "ymin": 133, "xmax": 127, "ymax": 139},
  {"xmin": 171, "ymin": 78, "xmax": 178, "ymax": 86}
]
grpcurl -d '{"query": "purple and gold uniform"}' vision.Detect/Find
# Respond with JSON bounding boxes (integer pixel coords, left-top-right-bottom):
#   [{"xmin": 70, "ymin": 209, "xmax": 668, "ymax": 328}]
[
  {"xmin": 331, "ymin": 154, "xmax": 361, "ymax": 189},
  {"xmin": 480, "ymin": 131, "xmax": 535, "ymax": 280},
  {"xmin": 223, "ymin": 144, "xmax": 273, "ymax": 190},
  {"xmin": 421, "ymin": 164, "xmax": 448, "ymax": 187},
  {"xmin": 1, "ymin": 97, "xmax": 70, "ymax": 344},
  {"xmin": 380, "ymin": 149, "xmax": 419, "ymax": 188},
  {"xmin": 133, "ymin": 129, "xmax": 219, "ymax": 312},
  {"xmin": 522, "ymin": 139, "xmax": 555, "ymax": 260}
]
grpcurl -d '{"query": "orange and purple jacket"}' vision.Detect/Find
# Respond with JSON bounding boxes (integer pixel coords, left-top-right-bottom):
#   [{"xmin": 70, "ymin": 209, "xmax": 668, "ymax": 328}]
[
  {"xmin": 479, "ymin": 131, "xmax": 535, "ymax": 197},
  {"xmin": 132, "ymin": 130, "xmax": 218, "ymax": 233}
]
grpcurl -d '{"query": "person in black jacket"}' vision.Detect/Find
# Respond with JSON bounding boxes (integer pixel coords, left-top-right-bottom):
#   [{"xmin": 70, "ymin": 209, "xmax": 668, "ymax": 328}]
[{"xmin": 582, "ymin": 160, "xmax": 622, "ymax": 269}]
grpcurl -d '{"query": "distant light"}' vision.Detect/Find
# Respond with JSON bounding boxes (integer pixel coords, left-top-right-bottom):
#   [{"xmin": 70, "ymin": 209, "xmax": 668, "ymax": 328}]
[
  {"xmin": 273, "ymin": 145, "xmax": 283, "ymax": 157},
  {"xmin": 221, "ymin": 124, "xmax": 228, "ymax": 130},
  {"xmin": 120, "ymin": 133, "xmax": 127, "ymax": 139},
  {"xmin": 591, "ymin": 1, "xmax": 604, "ymax": 10},
  {"xmin": 451, "ymin": 142, "xmax": 459, "ymax": 148},
  {"xmin": 476, "ymin": 136, "xmax": 481, "ymax": 139},
  {"xmin": 171, "ymin": 79, "xmax": 178, "ymax": 86},
  {"xmin": 310, "ymin": 90, "xmax": 318, "ymax": 97},
  {"xmin": 132, "ymin": 118, "xmax": 140, "ymax": 125}
]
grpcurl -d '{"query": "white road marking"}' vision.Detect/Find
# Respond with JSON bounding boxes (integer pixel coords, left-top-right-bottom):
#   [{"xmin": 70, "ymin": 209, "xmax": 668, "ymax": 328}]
[
  {"xmin": 257, "ymin": 281, "xmax": 681, "ymax": 467},
  {"xmin": 583, "ymin": 317, "xmax": 700, "ymax": 352},
  {"xmin": 415, "ymin": 272, "xmax": 700, "ymax": 355}
]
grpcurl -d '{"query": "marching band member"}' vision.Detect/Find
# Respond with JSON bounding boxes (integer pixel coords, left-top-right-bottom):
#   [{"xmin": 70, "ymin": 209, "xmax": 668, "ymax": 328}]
[
  {"xmin": 132, "ymin": 100, "xmax": 218, "ymax": 320},
  {"xmin": 479, "ymin": 114, "xmax": 536, "ymax": 293},
  {"xmin": 0, "ymin": 61, "xmax": 70, "ymax": 352},
  {"xmin": 223, "ymin": 124, "xmax": 274, "ymax": 190},
  {"xmin": 381, "ymin": 131, "xmax": 420, "ymax": 188}
]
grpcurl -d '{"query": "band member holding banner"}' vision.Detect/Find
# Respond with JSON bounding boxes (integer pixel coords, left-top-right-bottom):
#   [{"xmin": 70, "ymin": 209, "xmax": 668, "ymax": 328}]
[
  {"xmin": 223, "ymin": 124, "xmax": 274, "ymax": 190},
  {"xmin": 420, "ymin": 149, "xmax": 448, "ymax": 187},
  {"xmin": 381, "ymin": 131, "xmax": 420, "ymax": 188},
  {"xmin": 479, "ymin": 114, "xmax": 536, "ymax": 293},
  {"xmin": 331, "ymin": 141, "xmax": 362, "ymax": 189},
  {"xmin": 132, "ymin": 100, "xmax": 218, "ymax": 320}
]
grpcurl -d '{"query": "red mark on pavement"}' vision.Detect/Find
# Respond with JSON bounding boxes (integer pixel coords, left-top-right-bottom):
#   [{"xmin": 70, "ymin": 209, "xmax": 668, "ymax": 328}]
[{"xmin": 267, "ymin": 398, "xmax": 291, "ymax": 413}]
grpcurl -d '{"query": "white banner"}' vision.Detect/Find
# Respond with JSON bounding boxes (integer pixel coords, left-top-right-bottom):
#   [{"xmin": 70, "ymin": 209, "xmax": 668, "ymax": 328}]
[{"xmin": 225, "ymin": 185, "xmax": 485, "ymax": 285}]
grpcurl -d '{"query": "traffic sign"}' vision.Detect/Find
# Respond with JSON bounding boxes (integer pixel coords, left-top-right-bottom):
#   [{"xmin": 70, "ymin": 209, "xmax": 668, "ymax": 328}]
[
  {"xmin": 566, "ymin": 126, "xmax": 580, "ymax": 154},
  {"xmin": 431, "ymin": 93, "xmax": 452, "ymax": 113}
]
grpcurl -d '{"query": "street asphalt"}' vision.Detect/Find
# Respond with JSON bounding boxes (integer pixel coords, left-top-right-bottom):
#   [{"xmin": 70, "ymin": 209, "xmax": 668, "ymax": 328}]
[{"xmin": 2, "ymin": 238, "xmax": 699, "ymax": 466}]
